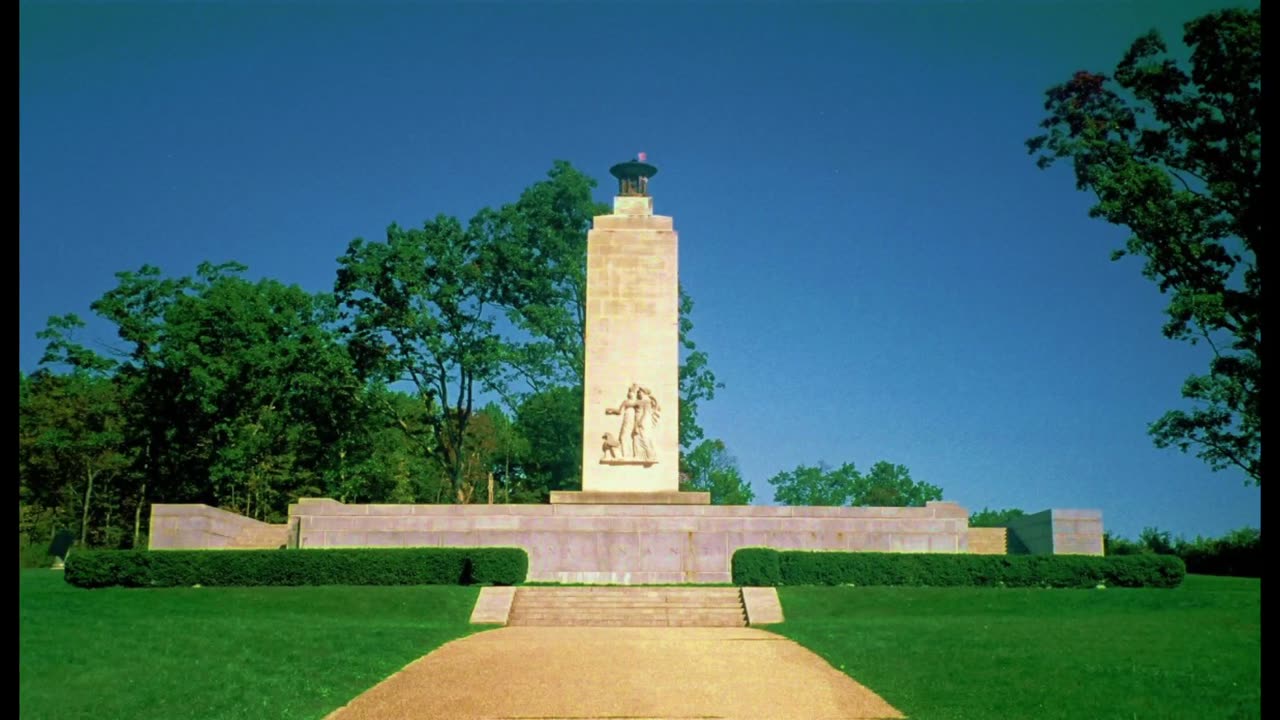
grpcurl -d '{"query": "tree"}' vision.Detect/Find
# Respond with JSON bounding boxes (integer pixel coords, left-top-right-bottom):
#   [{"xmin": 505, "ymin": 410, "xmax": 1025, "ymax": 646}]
[
  {"xmin": 851, "ymin": 461, "xmax": 942, "ymax": 507},
  {"xmin": 328, "ymin": 384, "xmax": 440, "ymax": 504},
  {"xmin": 1138, "ymin": 526, "xmax": 1176, "ymax": 555},
  {"xmin": 79, "ymin": 262, "xmax": 371, "ymax": 526},
  {"xmin": 768, "ymin": 460, "xmax": 941, "ymax": 507},
  {"xmin": 1027, "ymin": 8, "xmax": 1261, "ymax": 484},
  {"xmin": 90, "ymin": 264, "xmax": 192, "ymax": 544},
  {"xmin": 679, "ymin": 438, "xmax": 754, "ymax": 505},
  {"xmin": 486, "ymin": 160, "xmax": 607, "ymax": 388},
  {"xmin": 156, "ymin": 264, "xmax": 360, "ymax": 520},
  {"xmin": 335, "ymin": 215, "xmax": 516, "ymax": 503},
  {"xmin": 512, "ymin": 386, "xmax": 581, "ymax": 501},
  {"xmin": 969, "ymin": 507, "xmax": 1027, "ymax": 528},
  {"xmin": 1103, "ymin": 531, "xmax": 1145, "ymax": 556},
  {"xmin": 767, "ymin": 462, "xmax": 861, "ymax": 506},
  {"xmin": 678, "ymin": 288, "xmax": 723, "ymax": 451},
  {"xmin": 25, "ymin": 314, "xmax": 131, "ymax": 547},
  {"xmin": 19, "ymin": 369, "xmax": 128, "ymax": 547}
]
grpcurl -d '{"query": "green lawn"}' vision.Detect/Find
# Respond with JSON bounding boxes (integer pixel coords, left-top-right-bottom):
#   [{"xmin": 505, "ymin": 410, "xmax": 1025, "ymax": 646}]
[
  {"xmin": 19, "ymin": 570, "xmax": 484, "ymax": 720},
  {"xmin": 775, "ymin": 575, "xmax": 1260, "ymax": 720}
]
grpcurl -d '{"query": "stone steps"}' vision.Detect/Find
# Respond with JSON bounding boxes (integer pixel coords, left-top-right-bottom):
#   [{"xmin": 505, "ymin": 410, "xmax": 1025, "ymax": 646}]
[{"xmin": 507, "ymin": 586, "xmax": 747, "ymax": 627}]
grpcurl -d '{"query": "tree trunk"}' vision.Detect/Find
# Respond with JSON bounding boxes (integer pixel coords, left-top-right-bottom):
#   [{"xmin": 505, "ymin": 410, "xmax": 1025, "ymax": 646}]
[
  {"xmin": 80, "ymin": 464, "xmax": 96, "ymax": 547},
  {"xmin": 133, "ymin": 480, "xmax": 147, "ymax": 549}
]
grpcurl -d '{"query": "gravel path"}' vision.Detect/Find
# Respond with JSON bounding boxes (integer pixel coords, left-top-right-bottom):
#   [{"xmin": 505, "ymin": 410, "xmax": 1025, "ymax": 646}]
[{"xmin": 325, "ymin": 626, "xmax": 903, "ymax": 720}]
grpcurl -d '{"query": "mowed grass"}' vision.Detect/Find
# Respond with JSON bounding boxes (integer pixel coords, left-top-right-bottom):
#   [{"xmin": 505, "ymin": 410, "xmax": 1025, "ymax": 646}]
[
  {"xmin": 776, "ymin": 575, "xmax": 1260, "ymax": 720},
  {"xmin": 19, "ymin": 570, "xmax": 484, "ymax": 720}
]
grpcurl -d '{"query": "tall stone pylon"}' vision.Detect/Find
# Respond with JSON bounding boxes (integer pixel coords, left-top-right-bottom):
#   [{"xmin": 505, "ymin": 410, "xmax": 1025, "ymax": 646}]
[{"xmin": 551, "ymin": 156, "xmax": 708, "ymax": 504}]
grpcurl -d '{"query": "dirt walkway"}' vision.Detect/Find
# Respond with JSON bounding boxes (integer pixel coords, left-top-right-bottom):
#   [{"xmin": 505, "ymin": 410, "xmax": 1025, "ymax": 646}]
[{"xmin": 325, "ymin": 626, "xmax": 903, "ymax": 720}]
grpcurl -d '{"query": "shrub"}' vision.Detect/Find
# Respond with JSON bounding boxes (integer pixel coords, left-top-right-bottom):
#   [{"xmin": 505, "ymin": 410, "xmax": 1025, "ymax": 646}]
[
  {"xmin": 731, "ymin": 548, "xmax": 781, "ymax": 586},
  {"xmin": 64, "ymin": 547, "xmax": 528, "ymax": 589},
  {"xmin": 730, "ymin": 549, "xmax": 1184, "ymax": 589}
]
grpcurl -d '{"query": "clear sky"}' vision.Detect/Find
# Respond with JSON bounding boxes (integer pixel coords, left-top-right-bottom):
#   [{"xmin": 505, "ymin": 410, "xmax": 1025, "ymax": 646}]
[{"xmin": 19, "ymin": 0, "xmax": 1260, "ymax": 540}]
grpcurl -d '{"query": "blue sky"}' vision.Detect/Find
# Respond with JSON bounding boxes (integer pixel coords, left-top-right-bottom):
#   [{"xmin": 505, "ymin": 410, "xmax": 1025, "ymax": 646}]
[{"xmin": 19, "ymin": 0, "xmax": 1260, "ymax": 539}]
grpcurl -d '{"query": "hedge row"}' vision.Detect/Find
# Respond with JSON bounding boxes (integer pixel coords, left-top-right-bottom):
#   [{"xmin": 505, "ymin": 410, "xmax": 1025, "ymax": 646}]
[
  {"xmin": 64, "ymin": 547, "xmax": 528, "ymax": 588},
  {"xmin": 731, "ymin": 548, "xmax": 1185, "ymax": 588}
]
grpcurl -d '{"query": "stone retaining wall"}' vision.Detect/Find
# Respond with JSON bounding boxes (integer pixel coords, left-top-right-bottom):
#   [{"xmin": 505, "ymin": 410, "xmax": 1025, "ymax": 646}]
[
  {"xmin": 147, "ymin": 499, "xmax": 1106, "ymax": 579},
  {"xmin": 967, "ymin": 527, "xmax": 1008, "ymax": 555},
  {"xmin": 285, "ymin": 498, "xmax": 970, "ymax": 583},
  {"xmin": 1006, "ymin": 509, "xmax": 1104, "ymax": 556},
  {"xmin": 149, "ymin": 504, "xmax": 288, "ymax": 550}
]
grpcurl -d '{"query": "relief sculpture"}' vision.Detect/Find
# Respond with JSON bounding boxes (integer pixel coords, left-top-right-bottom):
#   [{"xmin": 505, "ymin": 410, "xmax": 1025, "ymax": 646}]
[{"xmin": 601, "ymin": 383, "xmax": 660, "ymax": 465}]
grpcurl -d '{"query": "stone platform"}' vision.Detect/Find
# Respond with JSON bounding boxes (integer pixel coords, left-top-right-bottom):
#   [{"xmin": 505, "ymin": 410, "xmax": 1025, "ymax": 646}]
[
  {"xmin": 149, "ymin": 500, "xmax": 1104, "ymax": 582},
  {"xmin": 549, "ymin": 490, "xmax": 710, "ymax": 505},
  {"xmin": 272, "ymin": 498, "xmax": 972, "ymax": 584}
]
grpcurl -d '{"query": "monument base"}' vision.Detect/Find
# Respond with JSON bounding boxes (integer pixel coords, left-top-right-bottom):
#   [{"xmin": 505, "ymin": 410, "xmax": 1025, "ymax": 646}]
[{"xmin": 549, "ymin": 490, "xmax": 710, "ymax": 505}]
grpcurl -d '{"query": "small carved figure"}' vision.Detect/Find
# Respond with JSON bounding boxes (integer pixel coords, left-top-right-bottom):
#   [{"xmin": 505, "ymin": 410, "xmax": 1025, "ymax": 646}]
[
  {"xmin": 633, "ymin": 386, "xmax": 660, "ymax": 460},
  {"xmin": 604, "ymin": 384, "xmax": 641, "ymax": 457},
  {"xmin": 601, "ymin": 432, "xmax": 621, "ymax": 460}
]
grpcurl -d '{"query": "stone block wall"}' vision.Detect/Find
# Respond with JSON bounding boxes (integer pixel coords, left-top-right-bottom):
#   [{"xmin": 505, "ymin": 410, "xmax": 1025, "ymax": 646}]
[
  {"xmin": 287, "ymin": 498, "xmax": 972, "ymax": 584},
  {"xmin": 148, "ymin": 504, "xmax": 288, "ymax": 550},
  {"xmin": 967, "ymin": 527, "xmax": 1008, "ymax": 555},
  {"xmin": 146, "ymin": 500, "xmax": 1106, "ymax": 574},
  {"xmin": 1005, "ymin": 509, "xmax": 1103, "ymax": 556},
  {"xmin": 1006, "ymin": 511, "xmax": 1054, "ymax": 554},
  {"xmin": 1049, "ymin": 509, "xmax": 1105, "ymax": 555}
]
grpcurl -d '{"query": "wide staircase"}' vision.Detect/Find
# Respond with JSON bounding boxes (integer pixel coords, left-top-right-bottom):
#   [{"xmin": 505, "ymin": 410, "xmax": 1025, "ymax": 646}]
[{"xmin": 507, "ymin": 586, "xmax": 747, "ymax": 627}]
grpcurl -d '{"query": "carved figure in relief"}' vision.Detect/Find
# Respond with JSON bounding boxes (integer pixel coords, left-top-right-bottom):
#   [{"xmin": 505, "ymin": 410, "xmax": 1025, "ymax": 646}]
[
  {"xmin": 605, "ymin": 385, "xmax": 641, "ymax": 457},
  {"xmin": 601, "ymin": 432, "xmax": 622, "ymax": 460},
  {"xmin": 633, "ymin": 386, "xmax": 660, "ymax": 460}
]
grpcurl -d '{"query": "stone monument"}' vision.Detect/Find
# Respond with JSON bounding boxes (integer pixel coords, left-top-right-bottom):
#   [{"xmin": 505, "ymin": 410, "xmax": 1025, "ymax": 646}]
[
  {"xmin": 147, "ymin": 156, "xmax": 1105, "ymax": 580},
  {"xmin": 550, "ymin": 155, "xmax": 708, "ymax": 505}
]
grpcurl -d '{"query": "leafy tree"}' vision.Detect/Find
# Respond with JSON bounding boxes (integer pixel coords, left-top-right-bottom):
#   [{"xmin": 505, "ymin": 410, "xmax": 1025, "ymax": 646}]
[
  {"xmin": 25, "ymin": 314, "xmax": 132, "ymax": 547},
  {"xmin": 1103, "ymin": 531, "xmax": 1145, "ymax": 556},
  {"xmin": 768, "ymin": 460, "xmax": 941, "ymax": 507},
  {"xmin": 19, "ymin": 369, "xmax": 128, "ymax": 547},
  {"xmin": 335, "ymin": 215, "xmax": 516, "ymax": 503},
  {"xmin": 678, "ymin": 288, "xmax": 723, "ymax": 451},
  {"xmin": 1138, "ymin": 526, "xmax": 1176, "ymax": 555},
  {"xmin": 512, "ymin": 386, "xmax": 581, "ymax": 501},
  {"xmin": 89, "ymin": 264, "xmax": 192, "ymax": 543},
  {"xmin": 156, "ymin": 264, "xmax": 359, "ymax": 520},
  {"xmin": 969, "ymin": 507, "xmax": 1027, "ymax": 528},
  {"xmin": 767, "ymin": 462, "xmax": 861, "ymax": 506},
  {"xmin": 852, "ymin": 461, "xmax": 942, "ymax": 507},
  {"xmin": 329, "ymin": 384, "xmax": 440, "ymax": 504},
  {"xmin": 74, "ymin": 262, "xmax": 373, "ymax": 526},
  {"xmin": 451, "ymin": 403, "xmax": 524, "ymax": 504},
  {"xmin": 486, "ymin": 160, "xmax": 607, "ymax": 388},
  {"xmin": 679, "ymin": 438, "xmax": 754, "ymax": 505},
  {"xmin": 1027, "ymin": 8, "xmax": 1261, "ymax": 484}
]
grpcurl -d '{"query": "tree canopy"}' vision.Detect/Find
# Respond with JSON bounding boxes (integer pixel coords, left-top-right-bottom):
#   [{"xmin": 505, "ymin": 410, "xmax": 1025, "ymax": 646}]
[
  {"xmin": 968, "ymin": 507, "xmax": 1027, "ymax": 528},
  {"xmin": 1027, "ymin": 8, "xmax": 1260, "ymax": 484},
  {"xmin": 679, "ymin": 439, "xmax": 754, "ymax": 505},
  {"xmin": 767, "ymin": 460, "xmax": 941, "ymax": 507}
]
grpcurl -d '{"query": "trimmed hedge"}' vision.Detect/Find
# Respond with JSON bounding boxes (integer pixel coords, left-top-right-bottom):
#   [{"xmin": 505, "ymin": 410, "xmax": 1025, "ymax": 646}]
[
  {"xmin": 731, "ymin": 548, "xmax": 1184, "ymax": 589},
  {"xmin": 64, "ymin": 547, "xmax": 528, "ymax": 589}
]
